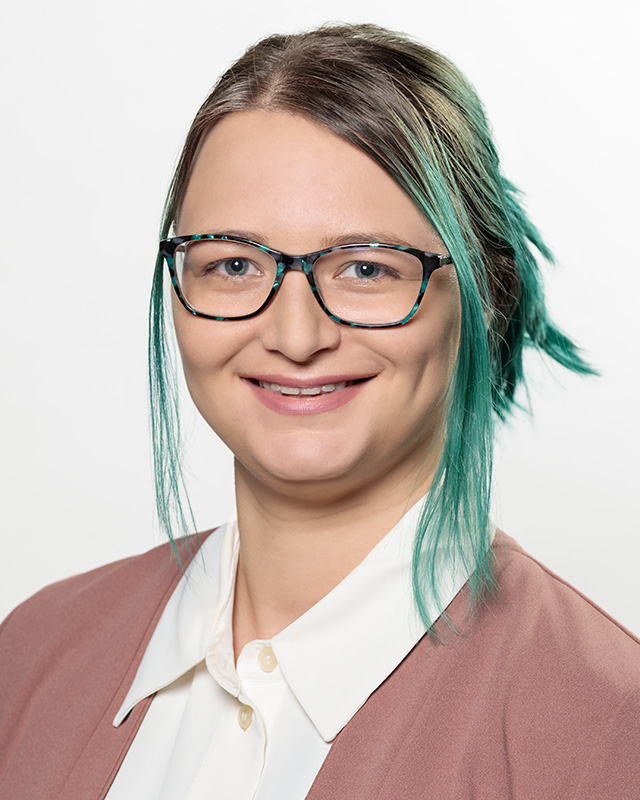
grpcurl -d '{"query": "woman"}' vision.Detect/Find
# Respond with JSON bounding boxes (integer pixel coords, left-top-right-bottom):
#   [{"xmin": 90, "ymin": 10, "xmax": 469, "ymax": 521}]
[{"xmin": 1, "ymin": 23, "xmax": 638, "ymax": 800}]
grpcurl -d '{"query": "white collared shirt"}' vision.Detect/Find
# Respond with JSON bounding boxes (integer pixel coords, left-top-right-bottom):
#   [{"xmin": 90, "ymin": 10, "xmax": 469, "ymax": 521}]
[{"xmin": 107, "ymin": 500, "xmax": 482, "ymax": 799}]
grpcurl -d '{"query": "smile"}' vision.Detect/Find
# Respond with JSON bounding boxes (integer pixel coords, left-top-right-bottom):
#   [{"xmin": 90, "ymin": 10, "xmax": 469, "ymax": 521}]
[
  {"xmin": 258, "ymin": 381, "xmax": 349, "ymax": 396},
  {"xmin": 247, "ymin": 376, "xmax": 372, "ymax": 415}
]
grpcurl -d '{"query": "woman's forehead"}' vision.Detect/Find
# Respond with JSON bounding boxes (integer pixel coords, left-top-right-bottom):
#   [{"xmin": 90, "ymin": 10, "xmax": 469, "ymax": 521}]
[{"xmin": 177, "ymin": 110, "xmax": 443, "ymax": 254}]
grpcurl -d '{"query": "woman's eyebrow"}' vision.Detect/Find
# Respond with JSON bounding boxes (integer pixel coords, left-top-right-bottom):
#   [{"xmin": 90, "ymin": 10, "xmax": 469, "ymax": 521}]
[
  {"xmin": 319, "ymin": 232, "xmax": 417, "ymax": 249},
  {"xmin": 206, "ymin": 229, "xmax": 419, "ymax": 250}
]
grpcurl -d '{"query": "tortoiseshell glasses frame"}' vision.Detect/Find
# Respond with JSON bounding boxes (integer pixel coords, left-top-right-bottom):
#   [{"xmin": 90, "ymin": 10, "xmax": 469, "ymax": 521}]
[{"xmin": 159, "ymin": 234, "xmax": 453, "ymax": 329}]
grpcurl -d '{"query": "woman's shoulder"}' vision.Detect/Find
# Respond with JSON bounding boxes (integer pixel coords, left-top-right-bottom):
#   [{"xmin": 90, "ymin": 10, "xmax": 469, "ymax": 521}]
[
  {"xmin": 1, "ymin": 529, "xmax": 220, "ymax": 640},
  {"xmin": 407, "ymin": 532, "xmax": 640, "ymax": 760},
  {"xmin": 0, "ymin": 528, "xmax": 221, "ymax": 695},
  {"xmin": 475, "ymin": 533, "xmax": 640, "ymax": 795},
  {"xmin": 321, "ymin": 533, "xmax": 640, "ymax": 799},
  {"xmin": 0, "ymin": 528, "xmax": 221, "ymax": 789},
  {"xmin": 463, "ymin": 531, "xmax": 640, "ymax": 759},
  {"xmin": 494, "ymin": 532, "xmax": 640, "ymax": 676}
]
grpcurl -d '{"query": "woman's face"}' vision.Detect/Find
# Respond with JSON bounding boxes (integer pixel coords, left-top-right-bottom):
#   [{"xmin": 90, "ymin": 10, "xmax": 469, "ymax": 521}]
[{"xmin": 174, "ymin": 110, "xmax": 461, "ymax": 501}]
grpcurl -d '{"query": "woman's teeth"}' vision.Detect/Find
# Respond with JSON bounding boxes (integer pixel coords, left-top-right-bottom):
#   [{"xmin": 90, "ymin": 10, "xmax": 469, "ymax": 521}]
[{"xmin": 258, "ymin": 381, "xmax": 348, "ymax": 396}]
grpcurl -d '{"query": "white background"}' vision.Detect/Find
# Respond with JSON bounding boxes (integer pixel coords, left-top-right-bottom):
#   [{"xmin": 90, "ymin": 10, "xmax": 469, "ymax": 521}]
[{"xmin": 1, "ymin": 0, "xmax": 638, "ymax": 631}]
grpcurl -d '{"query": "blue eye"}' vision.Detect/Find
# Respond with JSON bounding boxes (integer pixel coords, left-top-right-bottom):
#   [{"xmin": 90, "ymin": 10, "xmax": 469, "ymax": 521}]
[
  {"xmin": 353, "ymin": 262, "xmax": 380, "ymax": 279},
  {"xmin": 214, "ymin": 258, "xmax": 257, "ymax": 276},
  {"xmin": 338, "ymin": 260, "xmax": 401, "ymax": 280},
  {"xmin": 342, "ymin": 261, "xmax": 382, "ymax": 279}
]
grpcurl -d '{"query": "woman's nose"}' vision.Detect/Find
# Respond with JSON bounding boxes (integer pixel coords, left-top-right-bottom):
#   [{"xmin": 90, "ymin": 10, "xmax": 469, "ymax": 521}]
[{"xmin": 258, "ymin": 270, "xmax": 341, "ymax": 362}]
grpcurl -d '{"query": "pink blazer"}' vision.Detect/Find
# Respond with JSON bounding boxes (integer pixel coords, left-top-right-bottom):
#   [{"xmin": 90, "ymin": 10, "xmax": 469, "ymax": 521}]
[{"xmin": 1, "ymin": 531, "xmax": 639, "ymax": 799}]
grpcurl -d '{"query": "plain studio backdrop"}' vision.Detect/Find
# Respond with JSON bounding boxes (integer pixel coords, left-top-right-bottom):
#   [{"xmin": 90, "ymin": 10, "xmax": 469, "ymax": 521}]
[{"xmin": 1, "ymin": 0, "xmax": 638, "ymax": 632}]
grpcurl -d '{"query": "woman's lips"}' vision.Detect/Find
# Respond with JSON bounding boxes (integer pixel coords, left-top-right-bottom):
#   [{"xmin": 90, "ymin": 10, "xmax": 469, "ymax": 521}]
[{"xmin": 245, "ymin": 376, "xmax": 372, "ymax": 415}]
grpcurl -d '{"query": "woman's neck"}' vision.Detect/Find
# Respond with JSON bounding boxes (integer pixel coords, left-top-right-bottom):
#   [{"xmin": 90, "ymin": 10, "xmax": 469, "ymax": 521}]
[{"xmin": 231, "ymin": 460, "xmax": 431, "ymax": 659}]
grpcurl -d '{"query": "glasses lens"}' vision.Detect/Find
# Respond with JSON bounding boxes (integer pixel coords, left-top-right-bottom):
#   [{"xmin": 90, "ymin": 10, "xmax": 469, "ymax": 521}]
[
  {"xmin": 175, "ymin": 240, "xmax": 276, "ymax": 317},
  {"xmin": 314, "ymin": 246, "xmax": 425, "ymax": 325}
]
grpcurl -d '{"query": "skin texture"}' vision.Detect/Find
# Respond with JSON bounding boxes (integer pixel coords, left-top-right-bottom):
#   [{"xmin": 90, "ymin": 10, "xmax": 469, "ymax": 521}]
[{"xmin": 174, "ymin": 110, "xmax": 461, "ymax": 656}]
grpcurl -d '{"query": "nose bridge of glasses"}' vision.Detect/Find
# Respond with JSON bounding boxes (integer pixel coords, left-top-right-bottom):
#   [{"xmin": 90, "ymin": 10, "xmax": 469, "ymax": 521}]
[
  {"xmin": 275, "ymin": 254, "xmax": 311, "ymax": 276},
  {"xmin": 271, "ymin": 254, "xmax": 322, "ymax": 313}
]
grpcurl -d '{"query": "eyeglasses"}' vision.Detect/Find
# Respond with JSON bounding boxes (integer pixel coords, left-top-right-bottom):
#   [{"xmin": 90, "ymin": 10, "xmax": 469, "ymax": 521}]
[{"xmin": 159, "ymin": 234, "xmax": 453, "ymax": 328}]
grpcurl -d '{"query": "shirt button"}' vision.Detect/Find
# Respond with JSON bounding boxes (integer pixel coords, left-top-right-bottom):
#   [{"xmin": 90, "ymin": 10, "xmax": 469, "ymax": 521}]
[
  {"xmin": 258, "ymin": 646, "xmax": 278, "ymax": 673},
  {"xmin": 238, "ymin": 704, "xmax": 253, "ymax": 731}
]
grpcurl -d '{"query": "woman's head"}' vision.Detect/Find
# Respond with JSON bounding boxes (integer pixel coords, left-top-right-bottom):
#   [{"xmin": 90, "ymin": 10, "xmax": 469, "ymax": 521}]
[
  {"xmin": 171, "ymin": 109, "xmax": 461, "ymax": 501},
  {"xmin": 150, "ymin": 23, "xmax": 594, "ymax": 631}
]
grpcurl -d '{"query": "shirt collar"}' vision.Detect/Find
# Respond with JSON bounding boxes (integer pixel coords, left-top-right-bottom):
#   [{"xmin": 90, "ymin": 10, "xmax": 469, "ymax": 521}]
[
  {"xmin": 115, "ymin": 502, "xmax": 490, "ymax": 738},
  {"xmin": 113, "ymin": 523, "xmax": 234, "ymax": 726}
]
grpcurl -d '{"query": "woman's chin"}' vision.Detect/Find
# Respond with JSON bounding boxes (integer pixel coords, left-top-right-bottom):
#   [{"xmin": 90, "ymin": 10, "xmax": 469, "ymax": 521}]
[{"xmin": 236, "ymin": 436, "xmax": 372, "ymax": 493}]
